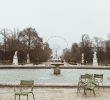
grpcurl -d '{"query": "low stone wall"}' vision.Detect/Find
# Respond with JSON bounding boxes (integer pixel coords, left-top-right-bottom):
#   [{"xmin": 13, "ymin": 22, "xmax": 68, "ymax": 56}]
[{"xmin": 0, "ymin": 65, "xmax": 110, "ymax": 69}]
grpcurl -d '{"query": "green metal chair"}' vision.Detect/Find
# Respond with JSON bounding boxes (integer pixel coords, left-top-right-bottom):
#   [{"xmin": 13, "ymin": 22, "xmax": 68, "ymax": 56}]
[
  {"xmin": 84, "ymin": 78, "xmax": 96, "ymax": 95},
  {"xmin": 94, "ymin": 74, "xmax": 104, "ymax": 89},
  {"xmin": 77, "ymin": 74, "xmax": 96, "ymax": 96},
  {"xmin": 77, "ymin": 74, "xmax": 86, "ymax": 95},
  {"xmin": 15, "ymin": 80, "xmax": 35, "ymax": 100}
]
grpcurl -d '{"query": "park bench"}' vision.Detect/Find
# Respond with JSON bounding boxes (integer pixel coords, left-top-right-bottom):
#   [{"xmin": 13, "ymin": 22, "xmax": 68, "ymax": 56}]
[{"xmin": 15, "ymin": 80, "xmax": 35, "ymax": 100}]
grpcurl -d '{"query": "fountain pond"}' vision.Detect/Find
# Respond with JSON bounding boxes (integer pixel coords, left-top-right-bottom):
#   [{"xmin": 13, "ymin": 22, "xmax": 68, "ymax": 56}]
[{"xmin": 0, "ymin": 68, "xmax": 110, "ymax": 85}]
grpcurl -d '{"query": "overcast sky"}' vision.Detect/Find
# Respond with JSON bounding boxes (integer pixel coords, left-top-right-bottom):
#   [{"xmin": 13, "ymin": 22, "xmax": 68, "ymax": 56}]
[{"xmin": 0, "ymin": 0, "xmax": 110, "ymax": 55}]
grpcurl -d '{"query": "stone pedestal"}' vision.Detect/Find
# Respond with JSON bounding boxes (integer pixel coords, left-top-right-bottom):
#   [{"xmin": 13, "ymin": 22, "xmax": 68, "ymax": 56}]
[
  {"xmin": 51, "ymin": 63, "xmax": 64, "ymax": 75},
  {"xmin": 54, "ymin": 67, "xmax": 61, "ymax": 75}
]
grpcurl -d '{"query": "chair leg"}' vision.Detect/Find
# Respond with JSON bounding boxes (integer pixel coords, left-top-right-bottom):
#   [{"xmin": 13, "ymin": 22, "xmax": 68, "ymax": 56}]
[
  {"xmin": 77, "ymin": 89, "xmax": 78, "ymax": 96},
  {"xmin": 32, "ymin": 93, "xmax": 35, "ymax": 100},
  {"xmin": 77, "ymin": 83, "xmax": 80, "ymax": 96},
  {"xmin": 84, "ymin": 88, "xmax": 87, "ymax": 95},
  {"xmin": 98, "ymin": 82, "xmax": 99, "ymax": 89},
  {"xmin": 19, "ymin": 95, "xmax": 20, "ymax": 100},
  {"xmin": 77, "ymin": 86, "xmax": 79, "ymax": 96},
  {"xmin": 27, "ymin": 95, "xmax": 28, "ymax": 100},
  {"xmin": 77, "ymin": 82, "xmax": 81, "ymax": 93},
  {"xmin": 15, "ymin": 95, "xmax": 16, "ymax": 100},
  {"xmin": 102, "ymin": 83, "xmax": 104, "ymax": 89},
  {"xmin": 93, "ymin": 89, "xmax": 96, "ymax": 95}
]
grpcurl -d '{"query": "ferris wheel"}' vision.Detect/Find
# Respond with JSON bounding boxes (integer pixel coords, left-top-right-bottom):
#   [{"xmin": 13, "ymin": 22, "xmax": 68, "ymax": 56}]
[{"xmin": 46, "ymin": 35, "xmax": 68, "ymax": 59}]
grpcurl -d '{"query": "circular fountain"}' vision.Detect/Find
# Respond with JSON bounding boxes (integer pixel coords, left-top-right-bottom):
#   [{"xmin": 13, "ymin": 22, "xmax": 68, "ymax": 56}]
[
  {"xmin": 51, "ymin": 62, "xmax": 64, "ymax": 75},
  {"xmin": 46, "ymin": 35, "xmax": 68, "ymax": 75}
]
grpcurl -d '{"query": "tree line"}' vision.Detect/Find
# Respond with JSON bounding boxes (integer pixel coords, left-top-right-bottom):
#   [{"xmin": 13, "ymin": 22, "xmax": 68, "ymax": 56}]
[
  {"xmin": 63, "ymin": 34, "xmax": 110, "ymax": 65},
  {"xmin": 0, "ymin": 27, "xmax": 52, "ymax": 64}
]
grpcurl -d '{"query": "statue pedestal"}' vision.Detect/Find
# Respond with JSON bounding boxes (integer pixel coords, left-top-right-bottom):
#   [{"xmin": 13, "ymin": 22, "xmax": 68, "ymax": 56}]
[
  {"xmin": 93, "ymin": 59, "xmax": 98, "ymax": 66},
  {"xmin": 27, "ymin": 58, "xmax": 30, "ymax": 64}
]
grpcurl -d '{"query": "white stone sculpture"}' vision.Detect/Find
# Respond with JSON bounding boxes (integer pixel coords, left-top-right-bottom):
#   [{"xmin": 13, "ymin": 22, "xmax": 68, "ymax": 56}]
[
  {"xmin": 13, "ymin": 51, "xmax": 18, "ymax": 65},
  {"xmin": 93, "ymin": 51, "xmax": 98, "ymax": 66},
  {"xmin": 81, "ymin": 53, "xmax": 84, "ymax": 64},
  {"xmin": 27, "ymin": 53, "xmax": 30, "ymax": 63}
]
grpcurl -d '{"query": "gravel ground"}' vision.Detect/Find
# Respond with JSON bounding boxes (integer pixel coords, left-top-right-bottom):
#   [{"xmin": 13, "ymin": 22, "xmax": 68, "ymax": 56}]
[{"xmin": 0, "ymin": 87, "xmax": 109, "ymax": 100}]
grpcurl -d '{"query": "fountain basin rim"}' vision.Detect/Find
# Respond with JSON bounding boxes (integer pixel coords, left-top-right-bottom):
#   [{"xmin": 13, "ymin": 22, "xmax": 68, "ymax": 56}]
[
  {"xmin": 0, "ymin": 83, "xmax": 110, "ymax": 88},
  {"xmin": 0, "ymin": 65, "xmax": 110, "ymax": 69}
]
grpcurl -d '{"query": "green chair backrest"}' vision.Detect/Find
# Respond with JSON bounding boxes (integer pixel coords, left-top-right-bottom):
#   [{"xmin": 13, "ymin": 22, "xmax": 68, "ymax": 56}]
[
  {"xmin": 94, "ymin": 74, "xmax": 103, "ymax": 78},
  {"xmin": 80, "ymin": 74, "xmax": 93, "ymax": 79},
  {"xmin": 20, "ymin": 80, "xmax": 34, "ymax": 92},
  {"xmin": 20, "ymin": 80, "xmax": 34, "ymax": 86},
  {"xmin": 85, "ymin": 74, "xmax": 93, "ymax": 79},
  {"xmin": 94, "ymin": 74, "xmax": 103, "ymax": 82}
]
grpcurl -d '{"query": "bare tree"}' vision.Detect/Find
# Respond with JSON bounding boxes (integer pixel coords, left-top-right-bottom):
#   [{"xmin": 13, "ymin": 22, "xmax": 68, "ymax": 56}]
[
  {"xmin": 63, "ymin": 48, "xmax": 71, "ymax": 62},
  {"xmin": 0, "ymin": 29, "xmax": 12, "ymax": 62},
  {"xmin": 93, "ymin": 37, "xmax": 106, "ymax": 65},
  {"xmin": 81, "ymin": 34, "xmax": 93, "ymax": 64},
  {"xmin": 71, "ymin": 43, "xmax": 81, "ymax": 63},
  {"xmin": 18, "ymin": 27, "xmax": 42, "ymax": 54}
]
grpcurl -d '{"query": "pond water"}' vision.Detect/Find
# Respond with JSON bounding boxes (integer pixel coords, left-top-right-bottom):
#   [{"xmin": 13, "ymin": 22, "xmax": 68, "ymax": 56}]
[{"xmin": 0, "ymin": 69, "xmax": 110, "ymax": 84}]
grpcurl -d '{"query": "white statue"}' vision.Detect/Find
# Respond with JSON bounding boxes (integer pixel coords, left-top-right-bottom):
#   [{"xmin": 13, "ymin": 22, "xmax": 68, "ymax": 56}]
[
  {"xmin": 27, "ymin": 53, "xmax": 30, "ymax": 63},
  {"xmin": 81, "ymin": 53, "xmax": 84, "ymax": 64},
  {"xmin": 93, "ymin": 51, "xmax": 98, "ymax": 66},
  {"xmin": 13, "ymin": 51, "xmax": 18, "ymax": 65}
]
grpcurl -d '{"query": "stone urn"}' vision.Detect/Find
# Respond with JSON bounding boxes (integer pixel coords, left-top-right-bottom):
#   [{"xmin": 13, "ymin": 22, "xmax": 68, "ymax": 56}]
[{"xmin": 54, "ymin": 67, "xmax": 61, "ymax": 75}]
